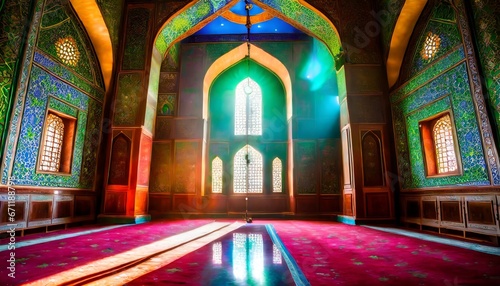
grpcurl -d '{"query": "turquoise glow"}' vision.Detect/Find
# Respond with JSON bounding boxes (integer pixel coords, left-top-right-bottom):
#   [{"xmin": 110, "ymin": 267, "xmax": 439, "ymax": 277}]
[{"xmin": 299, "ymin": 39, "xmax": 336, "ymax": 92}]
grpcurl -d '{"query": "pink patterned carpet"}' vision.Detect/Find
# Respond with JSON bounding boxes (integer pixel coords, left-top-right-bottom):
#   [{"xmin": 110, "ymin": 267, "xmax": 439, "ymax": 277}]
[{"xmin": 1, "ymin": 219, "xmax": 499, "ymax": 285}]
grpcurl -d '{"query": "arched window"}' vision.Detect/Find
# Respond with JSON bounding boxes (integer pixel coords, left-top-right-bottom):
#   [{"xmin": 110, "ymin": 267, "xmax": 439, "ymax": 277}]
[
  {"xmin": 39, "ymin": 114, "xmax": 65, "ymax": 172},
  {"xmin": 212, "ymin": 157, "xmax": 223, "ymax": 193},
  {"xmin": 433, "ymin": 114, "xmax": 458, "ymax": 174},
  {"xmin": 234, "ymin": 145, "xmax": 263, "ymax": 193},
  {"xmin": 272, "ymin": 157, "xmax": 282, "ymax": 192},
  {"xmin": 235, "ymin": 77, "xmax": 262, "ymax": 135}
]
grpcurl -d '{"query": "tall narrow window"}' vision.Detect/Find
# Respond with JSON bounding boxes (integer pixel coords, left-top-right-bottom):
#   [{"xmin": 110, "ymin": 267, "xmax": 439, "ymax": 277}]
[
  {"xmin": 40, "ymin": 114, "xmax": 64, "ymax": 172},
  {"xmin": 420, "ymin": 113, "xmax": 460, "ymax": 176},
  {"xmin": 234, "ymin": 145, "xmax": 263, "ymax": 193},
  {"xmin": 272, "ymin": 157, "xmax": 282, "ymax": 192},
  {"xmin": 38, "ymin": 112, "xmax": 76, "ymax": 173},
  {"xmin": 212, "ymin": 157, "xmax": 223, "ymax": 193},
  {"xmin": 235, "ymin": 77, "xmax": 262, "ymax": 135},
  {"xmin": 433, "ymin": 115, "xmax": 457, "ymax": 174}
]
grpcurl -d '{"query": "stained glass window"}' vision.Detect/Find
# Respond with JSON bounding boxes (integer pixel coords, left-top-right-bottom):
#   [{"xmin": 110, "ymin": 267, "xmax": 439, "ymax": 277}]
[
  {"xmin": 421, "ymin": 32, "xmax": 441, "ymax": 60},
  {"xmin": 212, "ymin": 157, "xmax": 223, "ymax": 193},
  {"xmin": 234, "ymin": 145, "xmax": 263, "ymax": 193},
  {"xmin": 272, "ymin": 157, "xmax": 282, "ymax": 192},
  {"xmin": 235, "ymin": 77, "xmax": 262, "ymax": 135},
  {"xmin": 433, "ymin": 115, "xmax": 457, "ymax": 174},
  {"xmin": 55, "ymin": 37, "xmax": 80, "ymax": 66},
  {"xmin": 40, "ymin": 114, "xmax": 65, "ymax": 172}
]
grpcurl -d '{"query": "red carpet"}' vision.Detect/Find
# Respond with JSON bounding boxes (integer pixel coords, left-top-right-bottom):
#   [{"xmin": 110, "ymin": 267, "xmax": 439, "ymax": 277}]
[
  {"xmin": 0, "ymin": 219, "xmax": 212, "ymax": 285},
  {"xmin": 268, "ymin": 220, "xmax": 500, "ymax": 285},
  {"xmin": 1, "ymin": 219, "xmax": 500, "ymax": 285},
  {"xmin": 126, "ymin": 224, "xmax": 297, "ymax": 285}
]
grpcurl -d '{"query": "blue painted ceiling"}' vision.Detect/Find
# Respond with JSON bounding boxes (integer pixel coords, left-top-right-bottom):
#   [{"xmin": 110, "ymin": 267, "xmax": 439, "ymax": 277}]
[{"xmin": 194, "ymin": 0, "xmax": 304, "ymax": 35}]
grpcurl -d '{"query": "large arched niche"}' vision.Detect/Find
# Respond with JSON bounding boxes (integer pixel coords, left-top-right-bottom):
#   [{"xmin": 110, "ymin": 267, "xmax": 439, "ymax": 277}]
[
  {"xmin": 203, "ymin": 43, "xmax": 292, "ymax": 121},
  {"xmin": 147, "ymin": 0, "xmax": 343, "ymax": 201},
  {"xmin": 203, "ymin": 44, "xmax": 294, "ymax": 197}
]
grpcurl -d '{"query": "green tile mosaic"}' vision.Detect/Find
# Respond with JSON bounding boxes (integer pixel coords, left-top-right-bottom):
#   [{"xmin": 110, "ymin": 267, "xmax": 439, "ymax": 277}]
[
  {"xmin": 97, "ymin": 0, "xmax": 124, "ymax": 52},
  {"xmin": 469, "ymin": 0, "xmax": 500, "ymax": 144},
  {"xmin": 376, "ymin": 0, "xmax": 405, "ymax": 57},
  {"xmin": 11, "ymin": 66, "xmax": 90, "ymax": 187},
  {"xmin": 0, "ymin": 0, "xmax": 32, "ymax": 157},
  {"xmin": 409, "ymin": 17, "xmax": 462, "ymax": 78},
  {"xmin": 49, "ymin": 97, "xmax": 78, "ymax": 117},
  {"xmin": 114, "ymin": 73, "xmax": 143, "ymax": 126},
  {"xmin": 155, "ymin": 0, "xmax": 341, "ymax": 61},
  {"xmin": 37, "ymin": 2, "xmax": 97, "ymax": 85},
  {"xmin": 392, "ymin": 47, "xmax": 465, "ymax": 104},
  {"xmin": 1, "ymin": 0, "xmax": 44, "ymax": 185},
  {"xmin": 2, "ymin": 0, "xmax": 104, "ymax": 188},
  {"xmin": 122, "ymin": 7, "xmax": 151, "ymax": 70},
  {"xmin": 392, "ymin": 63, "xmax": 489, "ymax": 189}
]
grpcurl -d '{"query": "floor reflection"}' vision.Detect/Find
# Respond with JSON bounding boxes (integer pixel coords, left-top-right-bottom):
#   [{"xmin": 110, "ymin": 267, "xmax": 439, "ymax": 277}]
[{"xmin": 209, "ymin": 224, "xmax": 293, "ymax": 285}]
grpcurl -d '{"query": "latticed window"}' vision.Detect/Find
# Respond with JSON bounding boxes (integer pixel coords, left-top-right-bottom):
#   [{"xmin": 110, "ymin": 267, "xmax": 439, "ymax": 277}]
[
  {"xmin": 39, "ymin": 114, "xmax": 65, "ymax": 172},
  {"xmin": 55, "ymin": 37, "xmax": 80, "ymax": 66},
  {"xmin": 273, "ymin": 244, "xmax": 282, "ymax": 264},
  {"xmin": 212, "ymin": 241, "xmax": 222, "ymax": 265},
  {"xmin": 433, "ymin": 114, "xmax": 457, "ymax": 174},
  {"xmin": 421, "ymin": 32, "xmax": 441, "ymax": 60},
  {"xmin": 234, "ymin": 145, "xmax": 263, "ymax": 193},
  {"xmin": 272, "ymin": 157, "xmax": 282, "ymax": 192},
  {"xmin": 235, "ymin": 77, "xmax": 262, "ymax": 135},
  {"xmin": 212, "ymin": 157, "xmax": 223, "ymax": 193}
]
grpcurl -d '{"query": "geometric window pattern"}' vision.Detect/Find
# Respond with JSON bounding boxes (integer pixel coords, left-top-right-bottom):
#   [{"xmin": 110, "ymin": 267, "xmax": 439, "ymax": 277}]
[
  {"xmin": 433, "ymin": 114, "xmax": 458, "ymax": 174},
  {"xmin": 234, "ymin": 145, "xmax": 263, "ymax": 193},
  {"xmin": 235, "ymin": 77, "xmax": 262, "ymax": 136},
  {"xmin": 39, "ymin": 114, "xmax": 65, "ymax": 172},
  {"xmin": 272, "ymin": 157, "xmax": 282, "ymax": 192},
  {"xmin": 55, "ymin": 37, "xmax": 80, "ymax": 66},
  {"xmin": 212, "ymin": 157, "xmax": 223, "ymax": 193},
  {"xmin": 212, "ymin": 241, "xmax": 222, "ymax": 265},
  {"xmin": 273, "ymin": 244, "xmax": 282, "ymax": 264},
  {"xmin": 421, "ymin": 31, "xmax": 441, "ymax": 61}
]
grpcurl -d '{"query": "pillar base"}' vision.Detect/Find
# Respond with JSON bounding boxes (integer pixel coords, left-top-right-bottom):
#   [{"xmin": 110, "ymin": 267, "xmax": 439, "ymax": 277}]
[{"xmin": 97, "ymin": 214, "xmax": 151, "ymax": 224}]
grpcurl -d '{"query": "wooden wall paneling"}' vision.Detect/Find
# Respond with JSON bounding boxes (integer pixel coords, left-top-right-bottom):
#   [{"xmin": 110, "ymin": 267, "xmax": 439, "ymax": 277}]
[
  {"xmin": 319, "ymin": 195, "xmax": 342, "ymax": 213},
  {"xmin": 365, "ymin": 192, "xmax": 391, "ymax": 218},
  {"xmin": 295, "ymin": 195, "xmax": 319, "ymax": 214},
  {"xmin": 204, "ymin": 194, "xmax": 227, "ymax": 213},
  {"xmin": 465, "ymin": 195, "xmax": 498, "ymax": 235},
  {"xmin": 0, "ymin": 194, "xmax": 28, "ymax": 231},
  {"xmin": 421, "ymin": 196, "xmax": 439, "ymax": 226},
  {"xmin": 403, "ymin": 196, "xmax": 421, "ymax": 224},
  {"xmin": 52, "ymin": 195, "xmax": 74, "ymax": 224},
  {"xmin": 135, "ymin": 187, "xmax": 148, "ymax": 215},
  {"xmin": 28, "ymin": 195, "xmax": 53, "ymax": 228},
  {"xmin": 103, "ymin": 191, "xmax": 127, "ymax": 215},
  {"xmin": 74, "ymin": 195, "xmax": 95, "ymax": 221},
  {"xmin": 148, "ymin": 194, "xmax": 172, "ymax": 213},
  {"xmin": 438, "ymin": 196, "xmax": 465, "ymax": 230}
]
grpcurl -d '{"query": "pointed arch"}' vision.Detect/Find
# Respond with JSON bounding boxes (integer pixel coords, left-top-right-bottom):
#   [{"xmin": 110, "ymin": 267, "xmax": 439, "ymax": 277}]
[
  {"xmin": 234, "ymin": 145, "xmax": 263, "ymax": 193},
  {"xmin": 235, "ymin": 77, "xmax": 262, "ymax": 135},
  {"xmin": 153, "ymin": 0, "xmax": 342, "ymax": 60},
  {"xmin": 272, "ymin": 157, "xmax": 283, "ymax": 193},
  {"xmin": 387, "ymin": 0, "xmax": 428, "ymax": 87},
  {"xmin": 212, "ymin": 156, "xmax": 223, "ymax": 193},
  {"xmin": 203, "ymin": 43, "xmax": 292, "ymax": 120},
  {"xmin": 70, "ymin": 0, "xmax": 113, "ymax": 90},
  {"xmin": 433, "ymin": 115, "xmax": 458, "ymax": 174}
]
